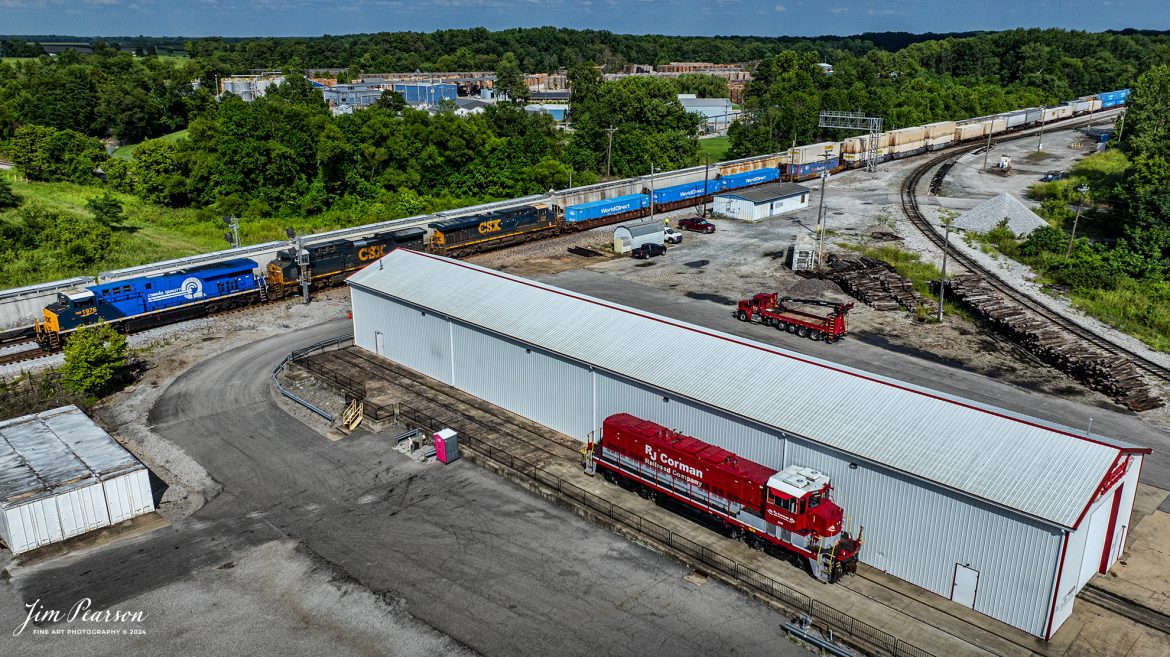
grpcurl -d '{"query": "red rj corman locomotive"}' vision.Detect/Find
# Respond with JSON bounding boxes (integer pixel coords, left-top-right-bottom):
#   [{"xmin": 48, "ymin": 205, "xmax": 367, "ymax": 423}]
[{"xmin": 587, "ymin": 413, "xmax": 862, "ymax": 583}]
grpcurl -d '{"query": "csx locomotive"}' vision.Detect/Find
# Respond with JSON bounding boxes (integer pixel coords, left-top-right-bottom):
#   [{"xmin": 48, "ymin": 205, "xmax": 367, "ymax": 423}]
[{"xmin": 34, "ymin": 227, "xmax": 425, "ymax": 349}]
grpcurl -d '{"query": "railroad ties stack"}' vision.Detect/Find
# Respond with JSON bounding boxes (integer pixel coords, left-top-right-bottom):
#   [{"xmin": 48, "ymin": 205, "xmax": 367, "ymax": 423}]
[
  {"xmin": 824, "ymin": 255, "xmax": 938, "ymax": 316},
  {"xmin": 945, "ymin": 274, "xmax": 1164, "ymax": 412}
]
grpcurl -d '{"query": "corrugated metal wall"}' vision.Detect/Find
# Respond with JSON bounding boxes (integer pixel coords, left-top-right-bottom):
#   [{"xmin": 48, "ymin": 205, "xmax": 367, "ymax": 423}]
[
  {"xmin": 104, "ymin": 470, "xmax": 154, "ymax": 524},
  {"xmin": 55, "ymin": 484, "xmax": 111, "ymax": 539},
  {"xmin": 354, "ymin": 290, "xmax": 1066, "ymax": 637}
]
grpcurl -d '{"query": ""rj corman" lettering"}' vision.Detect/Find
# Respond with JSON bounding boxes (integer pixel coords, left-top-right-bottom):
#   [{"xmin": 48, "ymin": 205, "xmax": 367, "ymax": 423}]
[{"xmin": 644, "ymin": 445, "xmax": 703, "ymax": 480}]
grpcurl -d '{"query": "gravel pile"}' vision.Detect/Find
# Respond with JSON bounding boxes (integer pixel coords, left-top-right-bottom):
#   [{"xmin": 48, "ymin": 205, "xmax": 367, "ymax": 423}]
[{"xmin": 952, "ymin": 193, "xmax": 1048, "ymax": 236}]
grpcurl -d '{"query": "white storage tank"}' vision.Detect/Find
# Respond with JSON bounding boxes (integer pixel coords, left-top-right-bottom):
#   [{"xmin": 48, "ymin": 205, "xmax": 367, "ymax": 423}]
[{"xmin": 0, "ymin": 406, "xmax": 154, "ymax": 554}]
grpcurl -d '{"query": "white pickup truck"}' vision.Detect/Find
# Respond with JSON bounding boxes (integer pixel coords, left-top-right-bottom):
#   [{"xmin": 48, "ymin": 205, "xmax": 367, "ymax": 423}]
[{"xmin": 663, "ymin": 227, "xmax": 683, "ymax": 244}]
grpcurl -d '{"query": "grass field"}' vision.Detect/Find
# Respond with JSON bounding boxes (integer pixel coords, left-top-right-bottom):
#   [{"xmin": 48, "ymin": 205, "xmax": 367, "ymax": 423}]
[
  {"xmin": 0, "ymin": 170, "xmax": 381, "ymax": 287},
  {"xmin": 698, "ymin": 136, "xmax": 731, "ymax": 162},
  {"xmin": 111, "ymin": 129, "xmax": 190, "ymax": 160}
]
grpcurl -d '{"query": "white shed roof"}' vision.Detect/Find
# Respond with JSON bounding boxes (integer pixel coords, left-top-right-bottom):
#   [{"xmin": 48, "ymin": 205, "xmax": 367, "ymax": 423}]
[
  {"xmin": 0, "ymin": 406, "xmax": 145, "ymax": 508},
  {"xmin": 615, "ymin": 221, "xmax": 665, "ymax": 239},
  {"xmin": 349, "ymin": 251, "xmax": 1148, "ymax": 529}
]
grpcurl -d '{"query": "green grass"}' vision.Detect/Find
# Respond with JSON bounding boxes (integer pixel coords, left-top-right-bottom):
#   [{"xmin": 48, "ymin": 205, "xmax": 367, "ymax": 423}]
[
  {"xmin": 698, "ymin": 136, "xmax": 730, "ymax": 162},
  {"xmin": 1070, "ymin": 280, "xmax": 1170, "ymax": 353},
  {"xmin": 112, "ymin": 129, "xmax": 190, "ymax": 161}
]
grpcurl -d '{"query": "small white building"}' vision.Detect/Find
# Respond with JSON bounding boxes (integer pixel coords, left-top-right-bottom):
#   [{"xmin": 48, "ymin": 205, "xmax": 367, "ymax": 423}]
[
  {"xmin": 791, "ymin": 233, "xmax": 817, "ymax": 271},
  {"xmin": 613, "ymin": 221, "xmax": 665, "ymax": 254},
  {"xmin": 0, "ymin": 406, "xmax": 154, "ymax": 554},
  {"xmin": 714, "ymin": 183, "xmax": 811, "ymax": 222}
]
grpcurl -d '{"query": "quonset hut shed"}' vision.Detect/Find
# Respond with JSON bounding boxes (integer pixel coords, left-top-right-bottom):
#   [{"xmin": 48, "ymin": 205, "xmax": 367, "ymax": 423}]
[{"xmin": 347, "ymin": 250, "xmax": 1149, "ymax": 640}]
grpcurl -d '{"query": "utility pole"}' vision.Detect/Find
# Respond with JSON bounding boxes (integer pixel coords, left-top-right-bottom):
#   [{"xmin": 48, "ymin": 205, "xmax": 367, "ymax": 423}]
[
  {"xmin": 222, "ymin": 215, "xmax": 240, "ymax": 249},
  {"xmin": 938, "ymin": 219, "xmax": 952, "ymax": 322},
  {"xmin": 649, "ymin": 164, "xmax": 659, "ymax": 222},
  {"xmin": 814, "ymin": 152, "xmax": 831, "ymax": 268},
  {"xmin": 1037, "ymin": 105, "xmax": 1047, "ymax": 151},
  {"xmin": 702, "ymin": 154, "xmax": 710, "ymax": 216},
  {"xmin": 1116, "ymin": 111, "xmax": 1127, "ymax": 142},
  {"xmin": 1065, "ymin": 184, "xmax": 1090, "ymax": 259},
  {"xmin": 982, "ymin": 128, "xmax": 994, "ymax": 173},
  {"xmin": 604, "ymin": 126, "xmax": 617, "ymax": 178}
]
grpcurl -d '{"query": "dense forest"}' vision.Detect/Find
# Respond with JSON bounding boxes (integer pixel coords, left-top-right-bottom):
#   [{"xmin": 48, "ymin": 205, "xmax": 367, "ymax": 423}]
[{"xmin": 0, "ymin": 27, "xmax": 1168, "ymax": 296}]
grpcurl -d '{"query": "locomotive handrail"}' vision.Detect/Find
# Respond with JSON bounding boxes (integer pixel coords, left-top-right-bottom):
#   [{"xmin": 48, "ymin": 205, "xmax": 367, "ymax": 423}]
[{"xmin": 271, "ymin": 333, "xmax": 355, "ymax": 421}]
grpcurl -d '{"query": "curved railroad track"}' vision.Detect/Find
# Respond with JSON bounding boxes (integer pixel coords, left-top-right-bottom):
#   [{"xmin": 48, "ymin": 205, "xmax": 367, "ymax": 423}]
[
  {"xmin": 1080, "ymin": 584, "xmax": 1170, "ymax": 636},
  {"xmin": 900, "ymin": 120, "xmax": 1170, "ymax": 387}
]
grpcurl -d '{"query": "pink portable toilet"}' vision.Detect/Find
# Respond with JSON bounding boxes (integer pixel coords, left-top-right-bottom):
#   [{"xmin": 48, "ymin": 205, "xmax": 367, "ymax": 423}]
[{"xmin": 434, "ymin": 428, "xmax": 460, "ymax": 464}]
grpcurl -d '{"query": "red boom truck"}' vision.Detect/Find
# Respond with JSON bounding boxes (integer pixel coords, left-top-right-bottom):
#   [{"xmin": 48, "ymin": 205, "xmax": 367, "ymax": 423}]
[{"xmin": 735, "ymin": 294, "xmax": 854, "ymax": 343}]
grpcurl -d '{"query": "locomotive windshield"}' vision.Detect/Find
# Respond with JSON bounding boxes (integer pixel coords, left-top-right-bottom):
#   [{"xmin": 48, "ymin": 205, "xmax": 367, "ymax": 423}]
[{"xmin": 807, "ymin": 491, "xmax": 823, "ymax": 508}]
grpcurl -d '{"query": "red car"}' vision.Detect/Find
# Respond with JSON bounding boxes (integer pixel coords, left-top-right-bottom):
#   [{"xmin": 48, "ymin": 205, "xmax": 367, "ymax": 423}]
[{"xmin": 678, "ymin": 217, "xmax": 716, "ymax": 233}]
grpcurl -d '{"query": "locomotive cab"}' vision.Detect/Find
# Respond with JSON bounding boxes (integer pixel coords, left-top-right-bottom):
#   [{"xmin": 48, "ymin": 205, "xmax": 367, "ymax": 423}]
[
  {"xmin": 35, "ymin": 290, "xmax": 97, "ymax": 349},
  {"xmin": 764, "ymin": 466, "xmax": 844, "ymax": 538}
]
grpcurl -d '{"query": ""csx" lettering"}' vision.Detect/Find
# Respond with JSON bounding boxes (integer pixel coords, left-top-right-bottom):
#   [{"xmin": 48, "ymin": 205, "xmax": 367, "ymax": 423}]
[
  {"xmin": 477, "ymin": 219, "xmax": 502, "ymax": 234},
  {"xmin": 358, "ymin": 245, "xmax": 386, "ymax": 261}
]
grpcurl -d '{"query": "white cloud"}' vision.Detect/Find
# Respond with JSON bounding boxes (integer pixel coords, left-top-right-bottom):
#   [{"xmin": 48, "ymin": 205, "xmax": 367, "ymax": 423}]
[
  {"xmin": 867, "ymin": 7, "xmax": 897, "ymax": 15},
  {"xmin": 774, "ymin": 3, "xmax": 787, "ymax": 10},
  {"xmin": 829, "ymin": 6, "xmax": 848, "ymax": 12}
]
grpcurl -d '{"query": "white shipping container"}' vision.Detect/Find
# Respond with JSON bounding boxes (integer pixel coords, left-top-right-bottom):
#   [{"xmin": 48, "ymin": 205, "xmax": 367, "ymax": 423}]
[
  {"xmin": 788, "ymin": 141, "xmax": 840, "ymax": 165},
  {"xmin": 1006, "ymin": 111, "xmax": 1028, "ymax": 128},
  {"xmin": 890, "ymin": 127, "xmax": 925, "ymax": 144},
  {"xmin": 925, "ymin": 121, "xmax": 956, "ymax": 139},
  {"xmin": 956, "ymin": 123, "xmax": 986, "ymax": 141},
  {"xmin": 103, "ymin": 470, "xmax": 154, "ymax": 524},
  {"xmin": 990, "ymin": 118, "xmax": 1008, "ymax": 134},
  {"xmin": 55, "ymin": 483, "xmax": 111, "ymax": 539}
]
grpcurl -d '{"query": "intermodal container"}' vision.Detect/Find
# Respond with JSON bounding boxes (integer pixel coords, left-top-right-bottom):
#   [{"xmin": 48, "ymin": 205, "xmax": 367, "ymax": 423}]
[
  {"xmin": 785, "ymin": 158, "xmax": 840, "ymax": 179},
  {"xmin": 565, "ymin": 194, "xmax": 649, "ymax": 223},
  {"xmin": 787, "ymin": 142, "xmax": 841, "ymax": 165},
  {"xmin": 652, "ymin": 181, "xmax": 713, "ymax": 205},
  {"xmin": 1005, "ymin": 110, "xmax": 1028, "ymax": 128},
  {"xmin": 717, "ymin": 167, "xmax": 780, "ymax": 192}
]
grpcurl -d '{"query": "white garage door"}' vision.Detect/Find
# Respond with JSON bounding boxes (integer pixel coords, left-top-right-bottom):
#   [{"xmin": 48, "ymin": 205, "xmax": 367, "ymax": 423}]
[{"xmin": 1078, "ymin": 498, "xmax": 1112, "ymax": 589}]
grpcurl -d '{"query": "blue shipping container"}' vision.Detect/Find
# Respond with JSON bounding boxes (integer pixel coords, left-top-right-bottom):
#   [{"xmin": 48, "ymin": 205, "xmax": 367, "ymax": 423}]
[
  {"xmin": 653, "ymin": 181, "xmax": 713, "ymax": 205},
  {"xmin": 718, "ymin": 167, "xmax": 781, "ymax": 192},
  {"xmin": 785, "ymin": 158, "xmax": 840, "ymax": 179},
  {"xmin": 565, "ymin": 194, "xmax": 649, "ymax": 223}
]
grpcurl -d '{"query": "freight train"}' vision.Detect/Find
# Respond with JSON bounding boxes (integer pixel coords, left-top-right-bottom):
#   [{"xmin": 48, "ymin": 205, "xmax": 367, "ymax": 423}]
[
  {"xmin": 33, "ymin": 88, "xmax": 1129, "ymax": 347},
  {"xmin": 34, "ymin": 227, "xmax": 426, "ymax": 349},
  {"xmin": 587, "ymin": 413, "xmax": 862, "ymax": 583}
]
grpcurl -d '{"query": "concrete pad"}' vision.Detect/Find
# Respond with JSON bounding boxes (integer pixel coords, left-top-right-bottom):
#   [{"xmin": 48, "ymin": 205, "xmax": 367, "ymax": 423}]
[{"xmin": 1094, "ymin": 510, "xmax": 1170, "ymax": 615}]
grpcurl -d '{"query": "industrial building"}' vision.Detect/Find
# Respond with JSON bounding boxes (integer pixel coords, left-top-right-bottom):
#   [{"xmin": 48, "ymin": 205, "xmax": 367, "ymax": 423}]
[
  {"xmin": 347, "ymin": 249, "xmax": 1147, "ymax": 640},
  {"xmin": 393, "ymin": 82, "xmax": 457, "ymax": 107},
  {"xmin": 613, "ymin": 220, "xmax": 665, "ymax": 254},
  {"xmin": 678, "ymin": 95, "xmax": 737, "ymax": 134},
  {"xmin": 714, "ymin": 182, "xmax": 810, "ymax": 222},
  {"xmin": 0, "ymin": 406, "xmax": 154, "ymax": 554}
]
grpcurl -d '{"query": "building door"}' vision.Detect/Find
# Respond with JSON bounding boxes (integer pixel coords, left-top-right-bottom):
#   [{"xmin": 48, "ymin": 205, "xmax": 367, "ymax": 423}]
[
  {"xmin": 374, "ymin": 331, "xmax": 384, "ymax": 356},
  {"xmin": 1079, "ymin": 497, "xmax": 1113, "ymax": 588},
  {"xmin": 951, "ymin": 564, "xmax": 979, "ymax": 608},
  {"xmin": 1099, "ymin": 486, "xmax": 1124, "ymax": 574}
]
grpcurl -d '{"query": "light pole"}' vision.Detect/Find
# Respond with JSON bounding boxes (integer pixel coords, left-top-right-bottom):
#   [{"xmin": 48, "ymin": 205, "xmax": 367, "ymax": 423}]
[
  {"xmin": 938, "ymin": 219, "xmax": 952, "ymax": 322},
  {"xmin": 604, "ymin": 126, "xmax": 617, "ymax": 178},
  {"xmin": 1037, "ymin": 105, "xmax": 1047, "ymax": 151},
  {"xmin": 702, "ymin": 154, "xmax": 710, "ymax": 216},
  {"xmin": 814, "ymin": 153, "xmax": 831, "ymax": 268},
  {"xmin": 1065, "ymin": 184, "xmax": 1090, "ymax": 259},
  {"xmin": 1116, "ymin": 111, "xmax": 1127, "ymax": 142}
]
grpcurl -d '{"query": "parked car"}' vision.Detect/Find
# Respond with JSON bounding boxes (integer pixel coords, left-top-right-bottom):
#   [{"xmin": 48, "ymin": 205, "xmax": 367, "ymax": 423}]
[
  {"xmin": 631, "ymin": 243, "xmax": 666, "ymax": 259},
  {"xmin": 678, "ymin": 217, "xmax": 716, "ymax": 233},
  {"xmin": 1041, "ymin": 171, "xmax": 1066, "ymax": 182},
  {"xmin": 663, "ymin": 227, "xmax": 683, "ymax": 244}
]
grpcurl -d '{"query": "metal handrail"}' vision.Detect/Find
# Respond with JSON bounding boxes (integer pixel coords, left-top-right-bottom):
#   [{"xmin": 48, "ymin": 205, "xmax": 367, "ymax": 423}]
[{"xmin": 271, "ymin": 334, "xmax": 355, "ymax": 421}]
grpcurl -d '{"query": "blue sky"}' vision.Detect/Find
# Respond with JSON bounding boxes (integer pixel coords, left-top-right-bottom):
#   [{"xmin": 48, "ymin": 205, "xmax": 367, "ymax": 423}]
[{"xmin": 0, "ymin": 0, "xmax": 1167, "ymax": 38}]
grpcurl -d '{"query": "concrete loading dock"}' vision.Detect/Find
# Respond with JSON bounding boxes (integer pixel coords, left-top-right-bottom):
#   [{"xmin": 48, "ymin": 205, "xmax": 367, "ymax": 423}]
[{"xmin": 347, "ymin": 249, "xmax": 1149, "ymax": 640}]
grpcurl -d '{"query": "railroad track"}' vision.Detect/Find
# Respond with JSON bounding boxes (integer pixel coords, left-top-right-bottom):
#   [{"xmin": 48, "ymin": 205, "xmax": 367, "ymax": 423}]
[
  {"xmin": 0, "ymin": 341, "xmax": 51, "ymax": 368},
  {"xmin": 899, "ymin": 119, "xmax": 1170, "ymax": 388},
  {"xmin": 1080, "ymin": 584, "xmax": 1170, "ymax": 636}
]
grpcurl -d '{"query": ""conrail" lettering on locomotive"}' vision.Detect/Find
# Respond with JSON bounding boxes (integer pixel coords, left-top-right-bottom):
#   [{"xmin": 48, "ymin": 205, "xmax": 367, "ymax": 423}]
[{"xmin": 644, "ymin": 444, "xmax": 703, "ymax": 479}]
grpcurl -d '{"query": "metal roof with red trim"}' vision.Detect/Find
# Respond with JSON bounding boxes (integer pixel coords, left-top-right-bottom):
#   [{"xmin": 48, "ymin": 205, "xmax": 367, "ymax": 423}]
[{"xmin": 349, "ymin": 249, "xmax": 1150, "ymax": 529}]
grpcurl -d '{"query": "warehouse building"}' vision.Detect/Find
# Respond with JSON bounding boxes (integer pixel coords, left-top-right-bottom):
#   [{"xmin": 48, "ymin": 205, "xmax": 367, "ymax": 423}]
[
  {"xmin": 393, "ymin": 82, "xmax": 457, "ymax": 106},
  {"xmin": 613, "ymin": 220, "xmax": 665, "ymax": 254},
  {"xmin": 713, "ymin": 182, "xmax": 810, "ymax": 222},
  {"xmin": 347, "ymin": 250, "xmax": 1148, "ymax": 640},
  {"xmin": 0, "ymin": 406, "xmax": 154, "ymax": 554}
]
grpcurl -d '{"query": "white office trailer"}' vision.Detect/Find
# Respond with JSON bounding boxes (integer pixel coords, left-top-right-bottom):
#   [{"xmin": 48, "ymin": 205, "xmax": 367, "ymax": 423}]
[
  {"xmin": 0, "ymin": 406, "xmax": 154, "ymax": 554},
  {"xmin": 713, "ymin": 183, "xmax": 811, "ymax": 222},
  {"xmin": 347, "ymin": 250, "xmax": 1148, "ymax": 640}
]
